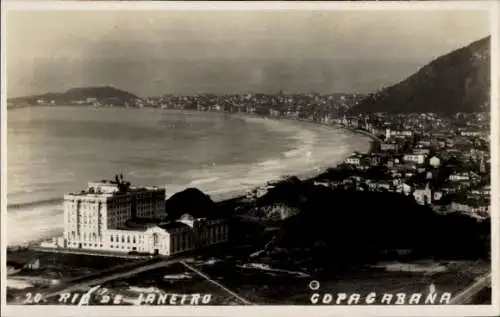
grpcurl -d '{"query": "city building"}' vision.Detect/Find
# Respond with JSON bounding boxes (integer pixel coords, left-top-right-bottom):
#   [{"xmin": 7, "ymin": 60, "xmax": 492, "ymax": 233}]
[
  {"xmin": 429, "ymin": 156, "xmax": 441, "ymax": 168},
  {"xmin": 403, "ymin": 153, "xmax": 427, "ymax": 165},
  {"xmin": 52, "ymin": 176, "xmax": 228, "ymax": 256},
  {"xmin": 380, "ymin": 142, "xmax": 400, "ymax": 153},
  {"xmin": 104, "ymin": 214, "xmax": 228, "ymax": 256},
  {"xmin": 448, "ymin": 172, "xmax": 470, "ymax": 182},
  {"xmin": 345, "ymin": 154, "xmax": 362, "ymax": 166},
  {"xmin": 386, "ymin": 128, "xmax": 413, "ymax": 139}
]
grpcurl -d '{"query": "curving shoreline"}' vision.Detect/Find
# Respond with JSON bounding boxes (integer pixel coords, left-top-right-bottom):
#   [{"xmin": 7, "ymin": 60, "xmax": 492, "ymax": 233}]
[
  {"xmin": 132, "ymin": 107, "xmax": 374, "ymax": 202},
  {"xmin": 206, "ymin": 110, "xmax": 376, "ymax": 202},
  {"xmin": 228, "ymin": 110, "xmax": 379, "ymax": 147},
  {"xmin": 6, "ymin": 108, "xmax": 375, "ymax": 246}
]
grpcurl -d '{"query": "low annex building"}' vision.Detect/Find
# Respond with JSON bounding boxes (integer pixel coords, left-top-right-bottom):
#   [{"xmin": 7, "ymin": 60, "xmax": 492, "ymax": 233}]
[{"xmin": 53, "ymin": 176, "xmax": 228, "ymax": 256}]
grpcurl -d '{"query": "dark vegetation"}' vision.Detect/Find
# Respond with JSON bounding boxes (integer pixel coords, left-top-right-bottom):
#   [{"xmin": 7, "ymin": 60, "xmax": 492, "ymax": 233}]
[
  {"xmin": 15, "ymin": 178, "xmax": 485, "ymax": 274},
  {"xmin": 164, "ymin": 188, "xmax": 220, "ymax": 220},
  {"xmin": 353, "ymin": 36, "xmax": 490, "ymax": 114},
  {"xmin": 8, "ymin": 86, "xmax": 138, "ymax": 106},
  {"xmin": 168, "ymin": 173, "xmax": 489, "ymax": 272}
]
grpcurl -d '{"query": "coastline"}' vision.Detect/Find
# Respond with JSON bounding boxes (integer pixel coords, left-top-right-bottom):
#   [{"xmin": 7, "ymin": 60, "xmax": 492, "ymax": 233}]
[
  {"xmin": 224, "ymin": 112, "xmax": 377, "ymax": 175},
  {"xmin": 6, "ymin": 109, "xmax": 492, "ymax": 306},
  {"xmin": 229, "ymin": 110, "xmax": 379, "ymax": 143},
  {"xmin": 203, "ymin": 110, "xmax": 376, "ymax": 202},
  {"xmin": 6, "ymin": 107, "xmax": 376, "ymax": 247}
]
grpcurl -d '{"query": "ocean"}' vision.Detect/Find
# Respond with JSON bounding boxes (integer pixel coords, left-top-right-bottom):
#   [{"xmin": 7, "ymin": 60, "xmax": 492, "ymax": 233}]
[{"xmin": 6, "ymin": 106, "xmax": 370, "ymax": 246}]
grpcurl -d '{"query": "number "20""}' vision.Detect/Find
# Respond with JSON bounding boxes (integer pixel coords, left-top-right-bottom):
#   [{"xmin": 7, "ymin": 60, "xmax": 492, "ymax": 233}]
[{"xmin": 24, "ymin": 292, "xmax": 43, "ymax": 304}]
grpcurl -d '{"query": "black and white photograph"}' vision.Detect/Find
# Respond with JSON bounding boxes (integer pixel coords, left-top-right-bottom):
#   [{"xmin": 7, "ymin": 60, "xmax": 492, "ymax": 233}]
[{"xmin": 1, "ymin": 1, "xmax": 498, "ymax": 316}]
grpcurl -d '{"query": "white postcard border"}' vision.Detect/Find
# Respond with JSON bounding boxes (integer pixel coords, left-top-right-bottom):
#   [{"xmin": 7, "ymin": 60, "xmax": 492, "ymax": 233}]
[{"xmin": 1, "ymin": 1, "xmax": 498, "ymax": 317}]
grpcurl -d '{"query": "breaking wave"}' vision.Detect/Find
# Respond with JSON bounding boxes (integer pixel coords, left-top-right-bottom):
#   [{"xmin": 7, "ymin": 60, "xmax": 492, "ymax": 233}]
[
  {"xmin": 7, "ymin": 197, "xmax": 62, "ymax": 210},
  {"xmin": 6, "ymin": 109, "xmax": 370, "ymax": 246}
]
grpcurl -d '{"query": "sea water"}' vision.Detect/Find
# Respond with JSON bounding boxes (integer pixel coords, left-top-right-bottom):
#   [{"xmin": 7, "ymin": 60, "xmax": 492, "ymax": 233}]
[{"xmin": 6, "ymin": 106, "xmax": 370, "ymax": 245}]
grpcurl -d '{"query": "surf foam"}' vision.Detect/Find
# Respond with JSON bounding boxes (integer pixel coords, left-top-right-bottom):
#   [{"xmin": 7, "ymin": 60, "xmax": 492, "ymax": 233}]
[{"xmin": 6, "ymin": 116, "xmax": 370, "ymax": 246}]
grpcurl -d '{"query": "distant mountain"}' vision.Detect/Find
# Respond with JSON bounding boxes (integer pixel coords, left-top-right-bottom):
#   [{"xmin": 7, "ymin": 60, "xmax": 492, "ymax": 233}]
[
  {"xmin": 353, "ymin": 36, "xmax": 490, "ymax": 114},
  {"xmin": 8, "ymin": 86, "xmax": 139, "ymax": 106},
  {"xmin": 64, "ymin": 86, "xmax": 138, "ymax": 101}
]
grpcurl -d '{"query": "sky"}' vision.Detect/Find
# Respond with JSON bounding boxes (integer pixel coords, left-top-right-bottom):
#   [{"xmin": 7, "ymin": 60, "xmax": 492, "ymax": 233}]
[{"xmin": 6, "ymin": 10, "xmax": 490, "ymax": 98}]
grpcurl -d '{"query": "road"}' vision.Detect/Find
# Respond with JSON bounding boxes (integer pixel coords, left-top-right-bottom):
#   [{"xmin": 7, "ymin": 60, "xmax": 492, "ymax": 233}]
[
  {"xmin": 450, "ymin": 273, "xmax": 491, "ymax": 304},
  {"xmin": 180, "ymin": 260, "xmax": 252, "ymax": 305},
  {"xmin": 12, "ymin": 251, "xmax": 492, "ymax": 306},
  {"xmin": 43, "ymin": 256, "xmax": 192, "ymax": 299},
  {"xmin": 10, "ymin": 256, "xmax": 191, "ymax": 304},
  {"xmin": 44, "ymin": 267, "xmax": 491, "ymax": 306},
  {"xmin": 63, "ymin": 257, "xmax": 160, "ymax": 285},
  {"xmin": 31, "ymin": 246, "xmax": 151, "ymax": 259}
]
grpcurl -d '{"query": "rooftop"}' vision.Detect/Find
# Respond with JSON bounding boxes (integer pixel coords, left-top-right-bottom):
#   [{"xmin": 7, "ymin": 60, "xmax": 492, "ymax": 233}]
[
  {"xmin": 116, "ymin": 214, "xmax": 210, "ymax": 232},
  {"xmin": 65, "ymin": 190, "xmax": 128, "ymax": 198},
  {"xmin": 159, "ymin": 222, "xmax": 192, "ymax": 231},
  {"xmin": 67, "ymin": 175, "xmax": 165, "ymax": 197},
  {"xmin": 116, "ymin": 221, "xmax": 194, "ymax": 232}
]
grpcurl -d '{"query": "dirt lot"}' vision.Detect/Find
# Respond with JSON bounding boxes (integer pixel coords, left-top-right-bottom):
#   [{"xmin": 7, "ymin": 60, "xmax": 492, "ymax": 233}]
[{"xmin": 98, "ymin": 259, "xmax": 489, "ymax": 305}]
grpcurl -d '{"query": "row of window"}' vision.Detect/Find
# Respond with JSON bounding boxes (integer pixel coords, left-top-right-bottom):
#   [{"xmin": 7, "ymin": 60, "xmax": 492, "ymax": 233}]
[
  {"xmin": 69, "ymin": 242, "xmax": 103, "ymax": 248},
  {"xmin": 70, "ymin": 218, "xmax": 104, "ymax": 225},
  {"xmin": 66, "ymin": 208, "xmax": 104, "ymax": 220},
  {"xmin": 109, "ymin": 206, "xmax": 131, "ymax": 213},
  {"xmin": 68, "ymin": 242, "xmax": 142, "ymax": 252},
  {"xmin": 67, "ymin": 225, "xmax": 101, "ymax": 233},
  {"xmin": 69, "ymin": 231, "xmax": 102, "ymax": 240},
  {"xmin": 109, "ymin": 245, "xmax": 137, "ymax": 250},
  {"xmin": 110, "ymin": 234, "xmax": 143, "ymax": 244},
  {"xmin": 170, "ymin": 225, "xmax": 228, "ymax": 253},
  {"xmin": 172, "ymin": 233, "xmax": 194, "ymax": 253},
  {"xmin": 208, "ymin": 225, "xmax": 228, "ymax": 240},
  {"xmin": 136, "ymin": 210, "xmax": 156, "ymax": 217},
  {"xmin": 136, "ymin": 202, "xmax": 153, "ymax": 206},
  {"xmin": 109, "ymin": 215, "xmax": 129, "ymax": 222},
  {"xmin": 67, "ymin": 204, "xmax": 102, "ymax": 213},
  {"xmin": 67, "ymin": 220, "xmax": 103, "ymax": 226}
]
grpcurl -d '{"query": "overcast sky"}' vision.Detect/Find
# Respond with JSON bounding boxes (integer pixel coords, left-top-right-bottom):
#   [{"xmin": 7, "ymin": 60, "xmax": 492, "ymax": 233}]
[{"xmin": 6, "ymin": 10, "xmax": 490, "ymax": 97}]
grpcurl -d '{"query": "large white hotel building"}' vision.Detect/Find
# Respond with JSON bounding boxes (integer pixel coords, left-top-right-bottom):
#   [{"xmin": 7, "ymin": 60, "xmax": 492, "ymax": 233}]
[{"xmin": 51, "ymin": 176, "xmax": 228, "ymax": 256}]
